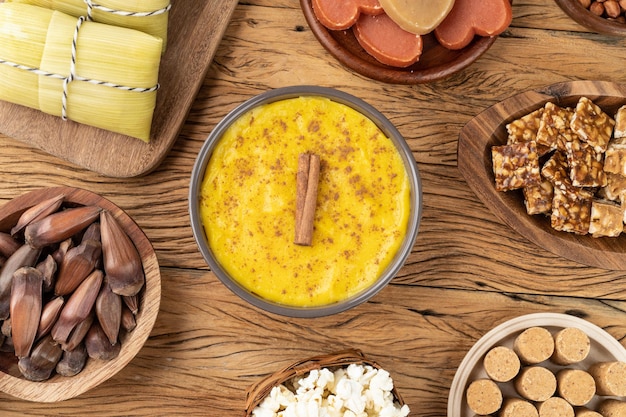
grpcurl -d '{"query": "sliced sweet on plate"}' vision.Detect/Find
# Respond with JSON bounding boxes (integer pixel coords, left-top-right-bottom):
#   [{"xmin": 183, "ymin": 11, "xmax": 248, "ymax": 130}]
[
  {"xmin": 353, "ymin": 13, "xmax": 423, "ymax": 67},
  {"xmin": 434, "ymin": 0, "xmax": 512, "ymax": 50},
  {"xmin": 378, "ymin": 0, "xmax": 455, "ymax": 35},
  {"xmin": 311, "ymin": 0, "xmax": 382, "ymax": 31}
]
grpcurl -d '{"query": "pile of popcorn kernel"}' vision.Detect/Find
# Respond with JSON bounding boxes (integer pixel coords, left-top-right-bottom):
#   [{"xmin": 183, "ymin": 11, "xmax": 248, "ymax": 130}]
[{"xmin": 251, "ymin": 363, "xmax": 410, "ymax": 417}]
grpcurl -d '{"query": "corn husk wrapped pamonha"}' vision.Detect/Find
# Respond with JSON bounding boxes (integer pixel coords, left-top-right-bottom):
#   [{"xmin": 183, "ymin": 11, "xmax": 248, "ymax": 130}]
[
  {"xmin": 6, "ymin": 0, "xmax": 170, "ymax": 52},
  {"xmin": 0, "ymin": 3, "xmax": 162, "ymax": 142}
]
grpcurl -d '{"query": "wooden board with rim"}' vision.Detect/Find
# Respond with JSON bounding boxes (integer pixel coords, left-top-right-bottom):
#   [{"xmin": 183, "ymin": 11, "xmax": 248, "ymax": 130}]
[
  {"xmin": 457, "ymin": 80, "xmax": 626, "ymax": 270},
  {"xmin": 0, "ymin": 186, "xmax": 161, "ymax": 402},
  {"xmin": 0, "ymin": 0, "xmax": 238, "ymax": 178}
]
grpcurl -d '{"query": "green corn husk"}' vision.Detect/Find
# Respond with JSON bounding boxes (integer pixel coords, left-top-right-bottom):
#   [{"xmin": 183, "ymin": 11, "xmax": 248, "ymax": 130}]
[
  {"xmin": 7, "ymin": 0, "xmax": 170, "ymax": 52},
  {"xmin": 0, "ymin": 3, "xmax": 163, "ymax": 141}
]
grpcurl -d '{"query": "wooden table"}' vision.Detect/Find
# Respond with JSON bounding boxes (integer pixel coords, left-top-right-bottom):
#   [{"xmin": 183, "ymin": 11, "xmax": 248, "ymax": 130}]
[{"xmin": 1, "ymin": 1, "xmax": 626, "ymax": 415}]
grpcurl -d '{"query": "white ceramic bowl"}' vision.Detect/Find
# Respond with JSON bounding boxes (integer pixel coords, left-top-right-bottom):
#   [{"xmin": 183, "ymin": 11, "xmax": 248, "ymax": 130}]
[{"xmin": 448, "ymin": 313, "xmax": 626, "ymax": 416}]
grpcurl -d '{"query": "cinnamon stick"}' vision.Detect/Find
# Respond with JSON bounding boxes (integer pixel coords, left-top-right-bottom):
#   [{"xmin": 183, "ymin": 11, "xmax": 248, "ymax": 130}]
[{"xmin": 294, "ymin": 153, "xmax": 320, "ymax": 246}]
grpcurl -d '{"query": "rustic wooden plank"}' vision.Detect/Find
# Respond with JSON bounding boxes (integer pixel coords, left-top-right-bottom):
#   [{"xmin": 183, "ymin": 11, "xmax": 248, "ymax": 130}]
[
  {"xmin": 0, "ymin": 0, "xmax": 625, "ymax": 415},
  {"xmin": 1, "ymin": 268, "xmax": 624, "ymax": 416},
  {"xmin": 0, "ymin": 4, "xmax": 625, "ymax": 298}
]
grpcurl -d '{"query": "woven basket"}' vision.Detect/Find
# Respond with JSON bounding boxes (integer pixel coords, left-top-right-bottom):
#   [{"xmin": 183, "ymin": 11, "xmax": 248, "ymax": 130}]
[{"xmin": 243, "ymin": 349, "xmax": 406, "ymax": 416}]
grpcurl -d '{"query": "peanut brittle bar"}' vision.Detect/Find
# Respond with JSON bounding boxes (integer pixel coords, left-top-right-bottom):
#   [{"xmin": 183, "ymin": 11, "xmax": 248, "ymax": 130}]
[
  {"xmin": 506, "ymin": 108, "xmax": 551, "ymax": 156},
  {"xmin": 599, "ymin": 172, "xmax": 626, "ymax": 202},
  {"xmin": 551, "ymin": 185, "xmax": 592, "ymax": 235},
  {"xmin": 604, "ymin": 137, "xmax": 626, "ymax": 177},
  {"xmin": 541, "ymin": 151, "xmax": 569, "ymax": 186},
  {"xmin": 564, "ymin": 139, "xmax": 607, "ymax": 188},
  {"xmin": 492, "ymin": 141, "xmax": 541, "ymax": 191},
  {"xmin": 523, "ymin": 180, "xmax": 553, "ymax": 215},
  {"xmin": 589, "ymin": 199, "xmax": 623, "ymax": 237},
  {"xmin": 536, "ymin": 103, "xmax": 578, "ymax": 152},
  {"xmin": 570, "ymin": 97, "xmax": 615, "ymax": 154},
  {"xmin": 615, "ymin": 105, "xmax": 626, "ymax": 139}
]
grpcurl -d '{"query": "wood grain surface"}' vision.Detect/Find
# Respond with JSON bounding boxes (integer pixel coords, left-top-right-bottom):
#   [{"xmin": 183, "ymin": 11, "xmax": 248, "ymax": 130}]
[{"xmin": 0, "ymin": 0, "xmax": 625, "ymax": 415}]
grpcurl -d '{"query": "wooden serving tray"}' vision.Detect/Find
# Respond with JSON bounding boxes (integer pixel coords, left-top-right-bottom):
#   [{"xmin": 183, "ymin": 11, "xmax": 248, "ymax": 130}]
[
  {"xmin": 458, "ymin": 80, "xmax": 626, "ymax": 270},
  {"xmin": 0, "ymin": 0, "xmax": 238, "ymax": 178}
]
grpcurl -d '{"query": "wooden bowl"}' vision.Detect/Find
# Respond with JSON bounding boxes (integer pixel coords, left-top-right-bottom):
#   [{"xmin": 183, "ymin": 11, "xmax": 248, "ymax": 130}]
[
  {"xmin": 300, "ymin": 0, "xmax": 510, "ymax": 84},
  {"xmin": 0, "ymin": 186, "xmax": 161, "ymax": 402},
  {"xmin": 555, "ymin": 0, "xmax": 626, "ymax": 36},
  {"xmin": 457, "ymin": 80, "xmax": 626, "ymax": 270}
]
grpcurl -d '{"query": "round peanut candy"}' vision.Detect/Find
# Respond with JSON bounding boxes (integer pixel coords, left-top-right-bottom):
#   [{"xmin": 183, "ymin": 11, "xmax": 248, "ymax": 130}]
[
  {"xmin": 589, "ymin": 361, "xmax": 626, "ymax": 396},
  {"xmin": 598, "ymin": 399, "xmax": 626, "ymax": 417},
  {"xmin": 556, "ymin": 369, "xmax": 595, "ymax": 406},
  {"xmin": 500, "ymin": 398, "xmax": 538, "ymax": 417},
  {"xmin": 575, "ymin": 408, "xmax": 603, "ymax": 417},
  {"xmin": 515, "ymin": 366, "xmax": 557, "ymax": 402},
  {"xmin": 514, "ymin": 327, "xmax": 554, "ymax": 364},
  {"xmin": 466, "ymin": 378, "xmax": 502, "ymax": 416},
  {"xmin": 483, "ymin": 345, "xmax": 520, "ymax": 382},
  {"xmin": 552, "ymin": 327, "xmax": 590, "ymax": 365},
  {"xmin": 537, "ymin": 397, "xmax": 574, "ymax": 417}
]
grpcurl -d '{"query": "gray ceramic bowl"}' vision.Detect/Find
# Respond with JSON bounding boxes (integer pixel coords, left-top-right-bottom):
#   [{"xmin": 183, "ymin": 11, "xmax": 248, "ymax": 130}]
[{"xmin": 189, "ymin": 86, "xmax": 422, "ymax": 317}]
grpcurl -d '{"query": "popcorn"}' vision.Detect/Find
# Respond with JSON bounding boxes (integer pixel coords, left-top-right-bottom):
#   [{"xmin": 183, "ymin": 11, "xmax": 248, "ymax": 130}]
[{"xmin": 252, "ymin": 364, "xmax": 409, "ymax": 417}]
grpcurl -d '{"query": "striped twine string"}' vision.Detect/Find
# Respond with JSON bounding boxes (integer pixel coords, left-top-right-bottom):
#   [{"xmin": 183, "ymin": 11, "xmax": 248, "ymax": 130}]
[
  {"xmin": 0, "ymin": 16, "xmax": 159, "ymax": 121},
  {"xmin": 84, "ymin": 0, "xmax": 172, "ymax": 21}
]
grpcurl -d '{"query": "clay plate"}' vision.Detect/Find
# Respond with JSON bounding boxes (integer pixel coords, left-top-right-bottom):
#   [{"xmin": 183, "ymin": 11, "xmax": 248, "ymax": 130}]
[
  {"xmin": 457, "ymin": 80, "xmax": 626, "ymax": 270},
  {"xmin": 448, "ymin": 313, "xmax": 626, "ymax": 416},
  {"xmin": 0, "ymin": 186, "xmax": 161, "ymax": 402},
  {"xmin": 300, "ymin": 0, "xmax": 510, "ymax": 84},
  {"xmin": 556, "ymin": 0, "xmax": 626, "ymax": 36}
]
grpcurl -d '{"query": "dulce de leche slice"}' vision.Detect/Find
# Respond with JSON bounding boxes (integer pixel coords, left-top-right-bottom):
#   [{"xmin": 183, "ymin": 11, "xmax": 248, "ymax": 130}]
[
  {"xmin": 353, "ymin": 13, "xmax": 423, "ymax": 67},
  {"xmin": 434, "ymin": 0, "xmax": 512, "ymax": 50},
  {"xmin": 378, "ymin": 0, "xmax": 455, "ymax": 35},
  {"xmin": 312, "ymin": 0, "xmax": 383, "ymax": 31}
]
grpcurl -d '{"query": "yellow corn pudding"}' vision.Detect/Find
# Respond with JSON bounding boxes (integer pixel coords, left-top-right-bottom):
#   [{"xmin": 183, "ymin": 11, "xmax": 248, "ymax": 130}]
[{"xmin": 199, "ymin": 96, "xmax": 410, "ymax": 307}]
